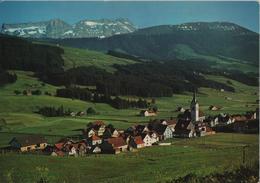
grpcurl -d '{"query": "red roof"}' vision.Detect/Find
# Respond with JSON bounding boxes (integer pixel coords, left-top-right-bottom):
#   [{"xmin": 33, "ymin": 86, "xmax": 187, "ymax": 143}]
[
  {"xmin": 108, "ymin": 137, "xmax": 127, "ymax": 148},
  {"xmin": 92, "ymin": 135, "xmax": 101, "ymax": 141},
  {"xmin": 92, "ymin": 120, "xmax": 105, "ymax": 126},
  {"xmin": 134, "ymin": 136, "xmax": 144, "ymax": 145},
  {"xmin": 55, "ymin": 143, "xmax": 64, "ymax": 150},
  {"xmin": 166, "ymin": 120, "xmax": 177, "ymax": 125}
]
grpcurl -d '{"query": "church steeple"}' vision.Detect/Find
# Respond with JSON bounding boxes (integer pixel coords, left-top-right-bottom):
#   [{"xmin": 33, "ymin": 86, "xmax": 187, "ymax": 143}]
[
  {"xmin": 190, "ymin": 90, "xmax": 199, "ymax": 122},
  {"xmin": 191, "ymin": 90, "xmax": 197, "ymax": 104}
]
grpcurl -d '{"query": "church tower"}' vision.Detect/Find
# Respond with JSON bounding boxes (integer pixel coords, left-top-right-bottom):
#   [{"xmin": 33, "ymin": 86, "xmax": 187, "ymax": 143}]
[{"xmin": 190, "ymin": 90, "xmax": 199, "ymax": 122}]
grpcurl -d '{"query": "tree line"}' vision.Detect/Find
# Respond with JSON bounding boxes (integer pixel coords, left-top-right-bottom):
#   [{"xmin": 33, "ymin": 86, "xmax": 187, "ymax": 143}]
[{"xmin": 56, "ymin": 87, "xmax": 149, "ymax": 109}]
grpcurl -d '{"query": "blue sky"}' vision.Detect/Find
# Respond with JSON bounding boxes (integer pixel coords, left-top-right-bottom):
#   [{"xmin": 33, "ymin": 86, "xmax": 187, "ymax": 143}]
[{"xmin": 0, "ymin": 1, "xmax": 259, "ymax": 32}]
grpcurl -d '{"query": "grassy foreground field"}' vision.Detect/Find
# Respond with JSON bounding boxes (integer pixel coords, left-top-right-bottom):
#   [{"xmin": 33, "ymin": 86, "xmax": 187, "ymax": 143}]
[{"xmin": 0, "ymin": 133, "xmax": 258, "ymax": 183}]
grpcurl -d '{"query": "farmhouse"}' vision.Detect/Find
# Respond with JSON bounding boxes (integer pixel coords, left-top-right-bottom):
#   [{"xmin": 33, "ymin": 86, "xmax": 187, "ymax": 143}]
[
  {"xmin": 141, "ymin": 133, "xmax": 153, "ymax": 147},
  {"xmin": 209, "ymin": 105, "xmax": 221, "ymax": 111},
  {"xmin": 154, "ymin": 124, "xmax": 173, "ymax": 140},
  {"xmin": 90, "ymin": 135, "xmax": 102, "ymax": 145},
  {"xmin": 128, "ymin": 136, "xmax": 145, "ymax": 149},
  {"xmin": 9, "ymin": 135, "xmax": 48, "ymax": 152},
  {"xmin": 106, "ymin": 137, "xmax": 128, "ymax": 153},
  {"xmin": 140, "ymin": 110, "xmax": 157, "ymax": 117},
  {"xmin": 174, "ymin": 119, "xmax": 196, "ymax": 138}
]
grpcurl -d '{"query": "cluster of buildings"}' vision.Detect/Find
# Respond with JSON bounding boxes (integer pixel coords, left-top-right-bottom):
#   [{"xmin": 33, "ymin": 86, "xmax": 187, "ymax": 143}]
[{"xmin": 4, "ymin": 92, "xmax": 258, "ymax": 156}]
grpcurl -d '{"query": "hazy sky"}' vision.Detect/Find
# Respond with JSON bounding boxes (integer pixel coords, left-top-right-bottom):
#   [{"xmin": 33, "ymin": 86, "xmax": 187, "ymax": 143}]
[{"xmin": 0, "ymin": 1, "xmax": 259, "ymax": 32}]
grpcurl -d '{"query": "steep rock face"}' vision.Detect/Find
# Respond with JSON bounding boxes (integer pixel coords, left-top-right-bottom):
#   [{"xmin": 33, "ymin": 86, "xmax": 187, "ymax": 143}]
[
  {"xmin": 1, "ymin": 18, "xmax": 136, "ymax": 39},
  {"xmin": 45, "ymin": 19, "xmax": 73, "ymax": 38}
]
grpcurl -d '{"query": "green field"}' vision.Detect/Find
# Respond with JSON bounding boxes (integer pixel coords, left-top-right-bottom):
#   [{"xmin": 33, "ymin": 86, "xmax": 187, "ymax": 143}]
[
  {"xmin": 0, "ymin": 70, "xmax": 258, "ymax": 141},
  {"xmin": 62, "ymin": 46, "xmax": 137, "ymax": 72},
  {"xmin": 0, "ymin": 133, "xmax": 258, "ymax": 183}
]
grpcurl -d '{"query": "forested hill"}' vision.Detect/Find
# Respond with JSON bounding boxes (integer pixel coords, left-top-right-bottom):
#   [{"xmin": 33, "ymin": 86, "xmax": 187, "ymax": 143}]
[
  {"xmin": 43, "ymin": 22, "xmax": 259, "ymax": 66},
  {"xmin": 0, "ymin": 34, "xmax": 64, "ymax": 73}
]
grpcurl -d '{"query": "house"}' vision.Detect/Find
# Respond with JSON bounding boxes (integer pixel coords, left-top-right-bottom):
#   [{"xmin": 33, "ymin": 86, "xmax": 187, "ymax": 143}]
[
  {"xmin": 174, "ymin": 119, "xmax": 196, "ymax": 138},
  {"xmin": 111, "ymin": 129, "xmax": 120, "ymax": 138},
  {"xmin": 141, "ymin": 133, "xmax": 153, "ymax": 147},
  {"xmin": 90, "ymin": 135, "xmax": 102, "ymax": 146},
  {"xmin": 128, "ymin": 136, "xmax": 145, "ymax": 149},
  {"xmin": 9, "ymin": 135, "xmax": 48, "ymax": 152},
  {"xmin": 107, "ymin": 137, "xmax": 128, "ymax": 153},
  {"xmin": 149, "ymin": 131, "xmax": 159, "ymax": 144},
  {"xmin": 209, "ymin": 105, "xmax": 221, "ymax": 111},
  {"xmin": 154, "ymin": 124, "xmax": 173, "ymax": 140},
  {"xmin": 140, "ymin": 110, "xmax": 157, "ymax": 117},
  {"xmin": 92, "ymin": 121, "xmax": 106, "ymax": 136},
  {"xmin": 197, "ymin": 123, "xmax": 216, "ymax": 136},
  {"xmin": 164, "ymin": 119, "xmax": 177, "ymax": 132},
  {"xmin": 176, "ymin": 107, "xmax": 185, "ymax": 112},
  {"xmin": 91, "ymin": 145, "xmax": 101, "ymax": 154},
  {"xmin": 68, "ymin": 145, "xmax": 77, "ymax": 157}
]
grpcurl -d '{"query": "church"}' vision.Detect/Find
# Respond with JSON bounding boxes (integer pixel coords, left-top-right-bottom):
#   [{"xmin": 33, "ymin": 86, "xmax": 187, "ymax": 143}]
[{"xmin": 190, "ymin": 91, "xmax": 205, "ymax": 122}]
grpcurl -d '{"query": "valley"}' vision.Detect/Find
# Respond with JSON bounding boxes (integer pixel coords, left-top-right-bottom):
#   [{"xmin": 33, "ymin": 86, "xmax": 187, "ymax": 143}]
[{"xmin": 0, "ymin": 17, "xmax": 259, "ymax": 183}]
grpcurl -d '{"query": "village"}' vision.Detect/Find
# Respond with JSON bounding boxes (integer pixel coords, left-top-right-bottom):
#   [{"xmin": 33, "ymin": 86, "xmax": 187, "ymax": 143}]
[{"xmin": 4, "ymin": 92, "xmax": 258, "ymax": 157}]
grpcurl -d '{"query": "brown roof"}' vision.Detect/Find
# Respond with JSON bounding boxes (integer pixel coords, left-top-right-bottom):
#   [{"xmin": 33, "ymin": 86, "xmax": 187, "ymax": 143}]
[
  {"xmin": 134, "ymin": 136, "xmax": 144, "ymax": 145},
  {"xmin": 92, "ymin": 120, "xmax": 105, "ymax": 126},
  {"xmin": 92, "ymin": 135, "xmax": 102, "ymax": 141},
  {"xmin": 166, "ymin": 120, "xmax": 177, "ymax": 125},
  {"xmin": 107, "ymin": 137, "xmax": 127, "ymax": 148},
  {"xmin": 10, "ymin": 135, "xmax": 47, "ymax": 147}
]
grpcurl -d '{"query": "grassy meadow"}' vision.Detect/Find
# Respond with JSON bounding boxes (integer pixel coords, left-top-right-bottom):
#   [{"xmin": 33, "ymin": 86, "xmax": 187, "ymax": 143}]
[{"xmin": 0, "ymin": 133, "xmax": 258, "ymax": 183}]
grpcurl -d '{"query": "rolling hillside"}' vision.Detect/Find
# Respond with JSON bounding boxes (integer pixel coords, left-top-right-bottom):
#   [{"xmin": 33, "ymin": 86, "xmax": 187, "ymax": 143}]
[{"xmin": 44, "ymin": 22, "xmax": 259, "ymax": 72}]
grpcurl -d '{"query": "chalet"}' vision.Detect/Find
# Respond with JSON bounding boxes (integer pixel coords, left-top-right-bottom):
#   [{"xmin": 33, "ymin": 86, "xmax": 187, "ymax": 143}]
[
  {"xmin": 154, "ymin": 124, "xmax": 173, "ymax": 140},
  {"xmin": 92, "ymin": 121, "xmax": 106, "ymax": 136},
  {"xmin": 164, "ymin": 119, "xmax": 177, "ymax": 132},
  {"xmin": 176, "ymin": 107, "xmax": 185, "ymax": 112},
  {"xmin": 197, "ymin": 123, "xmax": 215, "ymax": 136},
  {"xmin": 90, "ymin": 135, "xmax": 102, "ymax": 146},
  {"xmin": 84, "ymin": 128, "xmax": 96, "ymax": 138},
  {"xmin": 141, "ymin": 133, "xmax": 153, "ymax": 147},
  {"xmin": 91, "ymin": 145, "xmax": 101, "ymax": 154},
  {"xmin": 111, "ymin": 129, "xmax": 120, "ymax": 138},
  {"xmin": 107, "ymin": 137, "xmax": 128, "ymax": 153},
  {"xmin": 128, "ymin": 136, "xmax": 145, "ymax": 149},
  {"xmin": 9, "ymin": 135, "xmax": 48, "ymax": 152},
  {"xmin": 68, "ymin": 145, "xmax": 77, "ymax": 157},
  {"xmin": 149, "ymin": 131, "xmax": 159, "ymax": 144},
  {"xmin": 209, "ymin": 105, "xmax": 221, "ymax": 111},
  {"xmin": 140, "ymin": 110, "xmax": 157, "ymax": 117},
  {"xmin": 174, "ymin": 119, "xmax": 196, "ymax": 138}
]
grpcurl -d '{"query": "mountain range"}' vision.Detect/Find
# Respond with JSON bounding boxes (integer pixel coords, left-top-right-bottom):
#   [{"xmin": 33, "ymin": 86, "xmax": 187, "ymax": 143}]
[
  {"xmin": 1, "ymin": 19, "xmax": 259, "ymax": 67},
  {"xmin": 45, "ymin": 22, "xmax": 259, "ymax": 65},
  {"xmin": 1, "ymin": 18, "xmax": 136, "ymax": 39}
]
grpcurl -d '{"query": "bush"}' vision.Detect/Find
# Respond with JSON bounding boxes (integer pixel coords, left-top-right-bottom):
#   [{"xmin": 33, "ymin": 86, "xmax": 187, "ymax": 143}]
[
  {"xmin": 14, "ymin": 90, "xmax": 21, "ymax": 95},
  {"xmin": 86, "ymin": 107, "xmax": 97, "ymax": 115},
  {"xmin": 32, "ymin": 90, "xmax": 42, "ymax": 95}
]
